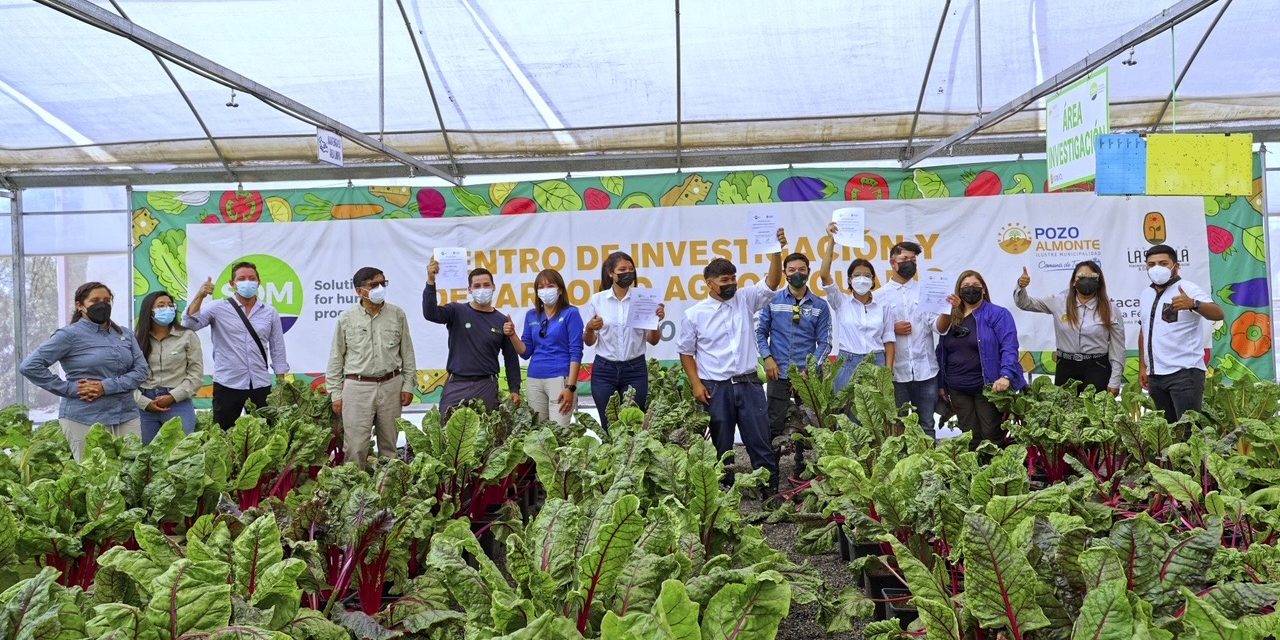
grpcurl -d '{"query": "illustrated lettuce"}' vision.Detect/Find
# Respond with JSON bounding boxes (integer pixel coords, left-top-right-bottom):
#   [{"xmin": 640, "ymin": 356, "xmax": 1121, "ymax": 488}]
[
  {"xmin": 716, "ymin": 172, "xmax": 773, "ymax": 204},
  {"xmin": 148, "ymin": 229, "xmax": 188, "ymax": 302}
]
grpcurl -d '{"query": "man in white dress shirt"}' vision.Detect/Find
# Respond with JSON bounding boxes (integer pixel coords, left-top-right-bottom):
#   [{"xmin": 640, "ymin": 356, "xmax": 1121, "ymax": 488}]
[
  {"xmin": 875, "ymin": 241, "xmax": 941, "ymax": 436},
  {"xmin": 678, "ymin": 228, "xmax": 785, "ymax": 495}
]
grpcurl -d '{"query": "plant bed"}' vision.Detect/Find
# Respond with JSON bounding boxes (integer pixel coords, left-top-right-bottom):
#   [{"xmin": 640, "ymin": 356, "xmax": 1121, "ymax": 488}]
[
  {"xmin": 862, "ymin": 559, "xmax": 905, "ymax": 621},
  {"xmin": 882, "ymin": 587, "xmax": 918, "ymax": 627}
]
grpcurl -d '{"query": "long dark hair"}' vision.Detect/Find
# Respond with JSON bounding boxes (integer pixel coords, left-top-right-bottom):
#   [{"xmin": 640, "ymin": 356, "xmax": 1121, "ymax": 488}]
[
  {"xmin": 948, "ymin": 270, "xmax": 992, "ymax": 328},
  {"xmin": 1065, "ymin": 260, "xmax": 1113, "ymax": 329},
  {"xmin": 534, "ymin": 269, "xmax": 570, "ymax": 315},
  {"xmin": 69, "ymin": 281, "xmax": 123, "ymax": 334},
  {"xmin": 135, "ymin": 290, "xmax": 185, "ymax": 360},
  {"xmin": 600, "ymin": 251, "xmax": 635, "ymax": 291}
]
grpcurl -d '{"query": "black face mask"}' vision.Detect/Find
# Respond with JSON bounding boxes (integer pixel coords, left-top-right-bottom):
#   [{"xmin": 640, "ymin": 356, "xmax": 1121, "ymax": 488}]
[
  {"xmin": 717, "ymin": 283, "xmax": 738, "ymax": 301},
  {"xmin": 1074, "ymin": 278, "xmax": 1100, "ymax": 296},
  {"xmin": 787, "ymin": 273, "xmax": 809, "ymax": 289},
  {"xmin": 616, "ymin": 272, "xmax": 637, "ymax": 288},
  {"xmin": 86, "ymin": 302, "xmax": 112, "ymax": 324},
  {"xmin": 959, "ymin": 287, "xmax": 984, "ymax": 305},
  {"xmin": 896, "ymin": 261, "xmax": 917, "ymax": 280}
]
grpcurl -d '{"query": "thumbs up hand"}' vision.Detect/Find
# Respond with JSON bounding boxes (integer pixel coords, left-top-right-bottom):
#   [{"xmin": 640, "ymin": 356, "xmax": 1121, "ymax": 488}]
[
  {"xmin": 502, "ymin": 314, "xmax": 515, "ymax": 336},
  {"xmin": 1017, "ymin": 267, "xmax": 1030, "ymax": 290},
  {"xmin": 1170, "ymin": 285, "xmax": 1197, "ymax": 311},
  {"xmin": 586, "ymin": 314, "xmax": 604, "ymax": 331},
  {"xmin": 197, "ymin": 276, "xmax": 214, "ymax": 298}
]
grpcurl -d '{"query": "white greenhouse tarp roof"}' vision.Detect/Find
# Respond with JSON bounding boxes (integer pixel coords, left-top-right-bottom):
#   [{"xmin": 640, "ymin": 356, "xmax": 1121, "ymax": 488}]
[{"xmin": 2, "ymin": 0, "xmax": 1279, "ymax": 184}]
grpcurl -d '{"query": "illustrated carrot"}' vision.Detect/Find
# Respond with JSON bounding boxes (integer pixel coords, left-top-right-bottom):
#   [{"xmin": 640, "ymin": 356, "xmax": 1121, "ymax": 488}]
[{"xmin": 331, "ymin": 204, "xmax": 384, "ymax": 219}]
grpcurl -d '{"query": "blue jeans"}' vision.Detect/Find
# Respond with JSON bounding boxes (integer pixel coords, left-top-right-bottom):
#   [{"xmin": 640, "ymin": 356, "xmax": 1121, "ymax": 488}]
[
  {"xmin": 139, "ymin": 387, "xmax": 197, "ymax": 444},
  {"xmin": 591, "ymin": 355, "xmax": 649, "ymax": 433},
  {"xmin": 833, "ymin": 350, "xmax": 886, "ymax": 393},
  {"xmin": 893, "ymin": 376, "xmax": 938, "ymax": 437},
  {"xmin": 702, "ymin": 377, "xmax": 777, "ymax": 491}
]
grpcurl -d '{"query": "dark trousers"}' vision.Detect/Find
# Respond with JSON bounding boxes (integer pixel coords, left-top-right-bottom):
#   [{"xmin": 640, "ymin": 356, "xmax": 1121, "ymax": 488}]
[
  {"xmin": 212, "ymin": 383, "xmax": 271, "ymax": 430},
  {"xmin": 703, "ymin": 378, "xmax": 778, "ymax": 491},
  {"xmin": 893, "ymin": 376, "xmax": 939, "ymax": 436},
  {"xmin": 1148, "ymin": 368, "xmax": 1205, "ymax": 423},
  {"xmin": 766, "ymin": 377, "xmax": 796, "ymax": 446},
  {"xmin": 439, "ymin": 376, "xmax": 499, "ymax": 424},
  {"xmin": 949, "ymin": 388, "xmax": 1004, "ymax": 449},
  {"xmin": 591, "ymin": 355, "xmax": 649, "ymax": 433},
  {"xmin": 1055, "ymin": 354, "xmax": 1112, "ymax": 392}
]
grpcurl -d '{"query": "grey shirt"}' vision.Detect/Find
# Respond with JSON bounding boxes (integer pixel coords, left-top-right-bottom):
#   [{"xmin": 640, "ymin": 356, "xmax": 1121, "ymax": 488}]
[
  {"xmin": 20, "ymin": 319, "xmax": 150, "ymax": 425},
  {"xmin": 183, "ymin": 298, "xmax": 289, "ymax": 390},
  {"xmin": 1014, "ymin": 287, "xmax": 1125, "ymax": 389}
]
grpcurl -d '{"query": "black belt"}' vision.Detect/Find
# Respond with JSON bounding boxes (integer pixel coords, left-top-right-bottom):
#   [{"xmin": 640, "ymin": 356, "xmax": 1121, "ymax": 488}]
[
  {"xmin": 1056, "ymin": 351, "xmax": 1107, "ymax": 362},
  {"xmin": 448, "ymin": 373, "xmax": 497, "ymax": 382},
  {"xmin": 706, "ymin": 373, "xmax": 761, "ymax": 385},
  {"xmin": 345, "ymin": 370, "xmax": 401, "ymax": 383}
]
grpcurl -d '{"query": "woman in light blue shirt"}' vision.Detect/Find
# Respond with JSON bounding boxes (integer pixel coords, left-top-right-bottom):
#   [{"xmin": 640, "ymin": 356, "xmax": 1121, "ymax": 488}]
[
  {"xmin": 506, "ymin": 269, "xmax": 584, "ymax": 426},
  {"xmin": 20, "ymin": 282, "xmax": 149, "ymax": 460}
]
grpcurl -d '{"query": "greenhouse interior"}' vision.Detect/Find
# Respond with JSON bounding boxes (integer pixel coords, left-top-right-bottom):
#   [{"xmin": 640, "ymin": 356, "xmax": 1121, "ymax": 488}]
[{"xmin": 5, "ymin": 0, "xmax": 1280, "ymax": 638}]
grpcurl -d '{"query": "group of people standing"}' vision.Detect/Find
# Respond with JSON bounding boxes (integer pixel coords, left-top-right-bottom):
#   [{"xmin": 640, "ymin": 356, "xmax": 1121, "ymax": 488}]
[{"xmin": 21, "ymin": 223, "xmax": 1222, "ymax": 488}]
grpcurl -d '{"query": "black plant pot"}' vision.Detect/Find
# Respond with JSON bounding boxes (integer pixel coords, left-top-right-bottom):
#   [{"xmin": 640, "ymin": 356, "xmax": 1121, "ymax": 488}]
[
  {"xmin": 863, "ymin": 562, "xmax": 905, "ymax": 621},
  {"xmin": 882, "ymin": 588, "xmax": 918, "ymax": 627},
  {"xmin": 837, "ymin": 523, "xmax": 852, "ymax": 562},
  {"xmin": 851, "ymin": 540, "xmax": 882, "ymax": 561}
]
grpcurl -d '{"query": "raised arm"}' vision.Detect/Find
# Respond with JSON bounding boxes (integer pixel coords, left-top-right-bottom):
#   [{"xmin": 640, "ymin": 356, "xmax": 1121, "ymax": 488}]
[{"xmin": 818, "ymin": 223, "xmax": 838, "ymax": 287}]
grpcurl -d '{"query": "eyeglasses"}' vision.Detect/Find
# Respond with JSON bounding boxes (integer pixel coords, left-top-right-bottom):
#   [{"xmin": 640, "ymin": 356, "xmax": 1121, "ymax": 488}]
[
  {"xmin": 949, "ymin": 325, "xmax": 971, "ymax": 338},
  {"xmin": 792, "ymin": 304, "xmax": 802, "ymax": 324},
  {"xmin": 364, "ymin": 280, "xmax": 389, "ymax": 288}
]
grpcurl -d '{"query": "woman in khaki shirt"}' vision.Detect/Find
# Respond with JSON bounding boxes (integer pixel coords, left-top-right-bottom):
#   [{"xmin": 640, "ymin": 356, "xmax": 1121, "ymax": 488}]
[{"xmin": 135, "ymin": 291, "xmax": 204, "ymax": 442}]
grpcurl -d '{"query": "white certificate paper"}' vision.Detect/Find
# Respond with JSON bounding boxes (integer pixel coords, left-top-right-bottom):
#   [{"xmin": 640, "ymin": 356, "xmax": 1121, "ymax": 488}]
[
  {"xmin": 433, "ymin": 247, "xmax": 469, "ymax": 290},
  {"xmin": 747, "ymin": 210, "xmax": 781, "ymax": 255},
  {"xmin": 831, "ymin": 207, "xmax": 866, "ymax": 248},
  {"xmin": 920, "ymin": 272, "xmax": 953, "ymax": 314},
  {"xmin": 625, "ymin": 288, "xmax": 661, "ymax": 330}
]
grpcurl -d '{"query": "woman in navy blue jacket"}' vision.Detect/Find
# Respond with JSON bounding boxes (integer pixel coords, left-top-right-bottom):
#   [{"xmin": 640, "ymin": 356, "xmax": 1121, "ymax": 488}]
[{"xmin": 934, "ymin": 270, "xmax": 1026, "ymax": 448}]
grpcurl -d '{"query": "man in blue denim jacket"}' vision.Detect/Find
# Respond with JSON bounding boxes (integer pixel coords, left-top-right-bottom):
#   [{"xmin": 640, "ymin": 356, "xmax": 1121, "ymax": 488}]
[{"xmin": 756, "ymin": 252, "xmax": 831, "ymax": 459}]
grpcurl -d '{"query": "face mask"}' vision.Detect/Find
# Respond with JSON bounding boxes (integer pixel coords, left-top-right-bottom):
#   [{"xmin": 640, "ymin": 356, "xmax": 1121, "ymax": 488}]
[
  {"xmin": 152, "ymin": 307, "xmax": 176, "ymax": 325},
  {"xmin": 896, "ymin": 261, "xmax": 917, "ymax": 280},
  {"xmin": 1148, "ymin": 265, "xmax": 1173, "ymax": 286},
  {"xmin": 471, "ymin": 287, "xmax": 495, "ymax": 306},
  {"xmin": 787, "ymin": 273, "xmax": 809, "ymax": 289},
  {"xmin": 235, "ymin": 281, "xmax": 259, "ymax": 298},
  {"xmin": 717, "ymin": 283, "xmax": 737, "ymax": 301},
  {"xmin": 1074, "ymin": 278, "xmax": 1100, "ymax": 296},
  {"xmin": 366, "ymin": 285, "xmax": 387, "ymax": 305},
  {"xmin": 615, "ymin": 272, "xmax": 637, "ymax": 288},
  {"xmin": 850, "ymin": 276, "xmax": 873, "ymax": 295},
  {"xmin": 86, "ymin": 302, "xmax": 112, "ymax": 324},
  {"xmin": 537, "ymin": 287, "xmax": 560, "ymax": 305},
  {"xmin": 959, "ymin": 287, "xmax": 984, "ymax": 305}
]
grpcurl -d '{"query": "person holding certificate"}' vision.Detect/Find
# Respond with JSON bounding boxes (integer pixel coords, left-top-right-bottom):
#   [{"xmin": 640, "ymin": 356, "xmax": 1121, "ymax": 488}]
[
  {"xmin": 818, "ymin": 222, "xmax": 895, "ymax": 393},
  {"xmin": 875, "ymin": 241, "xmax": 942, "ymax": 436},
  {"xmin": 1014, "ymin": 260, "xmax": 1125, "ymax": 395},
  {"xmin": 506, "ymin": 269, "xmax": 584, "ymax": 427},
  {"xmin": 935, "ymin": 270, "xmax": 1025, "ymax": 448},
  {"xmin": 582, "ymin": 251, "xmax": 665, "ymax": 433}
]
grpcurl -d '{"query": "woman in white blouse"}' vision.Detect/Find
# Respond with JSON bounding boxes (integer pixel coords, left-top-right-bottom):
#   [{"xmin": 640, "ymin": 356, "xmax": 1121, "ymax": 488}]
[
  {"xmin": 819, "ymin": 223, "xmax": 896, "ymax": 392},
  {"xmin": 582, "ymin": 251, "xmax": 665, "ymax": 432},
  {"xmin": 1015, "ymin": 260, "xmax": 1125, "ymax": 394}
]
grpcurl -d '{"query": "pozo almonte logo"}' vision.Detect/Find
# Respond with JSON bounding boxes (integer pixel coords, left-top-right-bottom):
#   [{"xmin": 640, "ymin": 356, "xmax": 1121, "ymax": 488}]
[{"xmin": 213, "ymin": 254, "xmax": 303, "ymax": 333}]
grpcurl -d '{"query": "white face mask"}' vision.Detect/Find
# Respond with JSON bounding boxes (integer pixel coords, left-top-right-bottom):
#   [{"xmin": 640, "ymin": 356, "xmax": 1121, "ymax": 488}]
[
  {"xmin": 850, "ymin": 276, "xmax": 873, "ymax": 295},
  {"xmin": 1147, "ymin": 265, "xmax": 1173, "ymax": 286},
  {"xmin": 537, "ymin": 287, "xmax": 560, "ymax": 306},
  {"xmin": 366, "ymin": 285, "xmax": 386, "ymax": 305},
  {"xmin": 471, "ymin": 287, "xmax": 495, "ymax": 306}
]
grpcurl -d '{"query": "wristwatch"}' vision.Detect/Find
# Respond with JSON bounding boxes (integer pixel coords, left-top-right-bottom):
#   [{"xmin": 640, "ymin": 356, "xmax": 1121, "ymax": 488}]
[
  {"xmin": 565, "ymin": 384, "xmax": 578, "ymax": 392},
  {"xmin": 1193, "ymin": 300, "xmax": 1201, "ymax": 312}
]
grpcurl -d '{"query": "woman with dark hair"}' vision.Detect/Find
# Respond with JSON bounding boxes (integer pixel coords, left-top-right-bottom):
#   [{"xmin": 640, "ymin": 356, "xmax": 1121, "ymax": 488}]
[
  {"xmin": 135, "ymin": 290, "xmax": 204, "ymax": 442},
  {"xmin": 19, "ymin": 282, "xmax": 149, "ymax": 460},
  {"xmin": 1015, "ymin": 261, "xmax": 1125, "ymax": 394},
  {"xmin": 505, "ymin": 269, "xmax": 584, "ymax": 425},
  {"xmin": 581, "ymin": 251, "xmax": 665, "ymax": 432},
  {"xmin": 819, "ymin": 223, "xmax": 896, "ymax": 392},
  {"xmin": 935, "ymin": 270, "xmax": 1025, "ymax": 447}
]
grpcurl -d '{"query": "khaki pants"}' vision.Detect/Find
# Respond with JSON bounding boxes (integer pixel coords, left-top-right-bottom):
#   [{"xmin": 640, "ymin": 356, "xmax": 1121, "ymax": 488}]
[
  {"xmin": 61, "ymin": 417, "xmax": 142, "ymax": 461},
  {"xmin": 341, "ymin": 378, "xmax": 403, "ymax": 468},
  {"xmin": 526, "ymin": 376, "xmax": 575, "ymax": 427}
]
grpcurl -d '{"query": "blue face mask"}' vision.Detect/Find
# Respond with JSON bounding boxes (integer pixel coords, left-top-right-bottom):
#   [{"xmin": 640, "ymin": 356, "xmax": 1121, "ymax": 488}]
[
  {"xmin": 236, "ymin": 281, "xmax": 259, "ymax": 298},
  {"xmin": 153, "ymin": 307, "xmax": 177, "ymax": 325}
]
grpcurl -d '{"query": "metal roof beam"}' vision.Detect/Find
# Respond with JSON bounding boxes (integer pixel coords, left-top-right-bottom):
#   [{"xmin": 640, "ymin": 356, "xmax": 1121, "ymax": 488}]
[
  {"xmin": 33, "ymin": 0, "xmax": 460, "ymax": 184},
  {"xmin": 902, "ymin": 0, "xmax": 1220, "ymax": 168},
  {"xmin": 394, "ymin": 0, "xmax": 460, "ymax": 177},
  {"xmin": 902, "ymin": 0, "xmax": 952, "ymax": 161}
]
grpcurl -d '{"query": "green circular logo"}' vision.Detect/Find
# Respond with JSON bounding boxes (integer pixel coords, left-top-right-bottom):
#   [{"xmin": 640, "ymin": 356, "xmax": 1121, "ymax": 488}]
[{"xmin": 215, "ymin": 254, "xmax": 304, "ymax": 332}]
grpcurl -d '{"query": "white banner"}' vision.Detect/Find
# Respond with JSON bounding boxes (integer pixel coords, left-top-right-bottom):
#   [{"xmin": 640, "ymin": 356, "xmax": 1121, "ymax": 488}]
[{"xmin": 186, "ymin": 193, "xmax": 1209, "ymax": 375}]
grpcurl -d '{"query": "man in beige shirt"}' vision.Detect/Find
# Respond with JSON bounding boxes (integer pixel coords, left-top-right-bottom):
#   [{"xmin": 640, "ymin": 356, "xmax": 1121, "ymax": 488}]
[{"xmin": 326, "ymin": 267, "xmax": 417, "ymax": 467}]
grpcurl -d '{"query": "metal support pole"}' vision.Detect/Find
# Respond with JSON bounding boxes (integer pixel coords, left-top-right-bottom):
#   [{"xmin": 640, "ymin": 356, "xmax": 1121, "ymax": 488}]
[
  {"xmin": 378, "ymin": 0, "xmax": 385, "ymax": 142},
  {"xmin": 903, "ymin": 0, "xmax": 952, "ymax": 160},
  {"xmin": 395, "ymin": 0, "xmax": 460, "ymax": 176},
  {"xmin": 125, "ymin": 186, "xmax": 134, "ymax": 328},
  {"xmin": 10, "ymin": 189, "xmax": 26, "ymax": 406},
  {"xmin": 1262, "ymin": 145, "xmax": 1277, "ymax": 379},
  {"xmin": 974, "ymin": 0, "xmax": 983, "ymax": 116},
  {"xmin": 675, "ymin": 0, "xmax": 684, "ymax": 170}
]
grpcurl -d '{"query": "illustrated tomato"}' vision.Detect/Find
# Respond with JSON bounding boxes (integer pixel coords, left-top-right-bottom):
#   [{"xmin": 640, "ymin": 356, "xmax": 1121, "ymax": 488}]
[
  {"xmin": 584, "ymin": 188, "xmax": 612, "ymax": 210},
  {"xmin": 201, "ymin": 215, "xmax": 221, "ymax": 224},
  {"xmin": 963, "ymin": 170, "xmax": 1003, "ymax": 196},
  {"xmin": 502, "ymin": 197, "xmax": 538, "ymax": 214},
  {"xmin": 845, "ymin": 173, "xmax": 889, "ymax": 200},
  {"xmin": 219, "ymin": 190, "xmax": 264, "ymax": 223}
]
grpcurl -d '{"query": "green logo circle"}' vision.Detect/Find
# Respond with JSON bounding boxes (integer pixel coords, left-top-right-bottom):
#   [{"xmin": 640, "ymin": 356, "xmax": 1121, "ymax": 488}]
[{"xmin": 215, "ymin": 254, "xmax": 304, "ymax": 332}]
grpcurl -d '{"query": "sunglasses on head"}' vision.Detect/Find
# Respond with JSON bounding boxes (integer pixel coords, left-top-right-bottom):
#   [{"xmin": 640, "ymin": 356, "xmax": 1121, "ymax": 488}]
[{"xmin": 538, "ymin": 317, "xmax": 549, "ymax": 338}]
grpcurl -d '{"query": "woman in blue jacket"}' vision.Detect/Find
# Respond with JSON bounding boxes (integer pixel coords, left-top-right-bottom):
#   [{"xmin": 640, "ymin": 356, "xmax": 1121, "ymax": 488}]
[{"xmin": 934, "ymin": 270, "xmax": 1025, "ymax": 447}]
